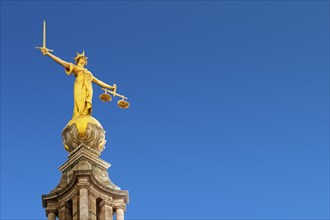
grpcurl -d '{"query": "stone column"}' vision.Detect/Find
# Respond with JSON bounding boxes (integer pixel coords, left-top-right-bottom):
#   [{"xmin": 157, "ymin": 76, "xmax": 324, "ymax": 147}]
[
  {"xmin": 113, "ymin": 199, "xmax": 126, "ymax": 220},
  {"xmin": 47, "ymin": 212, "xmax": 56, "ymax": 220},
  {"xmin": 58, "ymin": 202, "xmax": 72, "ymax": 220},
  {"xmin": 99, "ymin": 200, "xmax": 113, "ymax": 220},
  {"xmin": 116, "ymin": 208, "xmax": 125, "ymax": 220},
  {"xmin": 88, "ymin": 194, "xmax": 97, "ymax": 220},
  {"xmin": 80, "ymin": 188, "xmax": 89, "ymax": 220},
  {"xmin": 58, "ymin": 205, "xmax": 65, "ymax": 220},
  {"xmin": 72, "ymin": 195, "xmax": 79, "ymax": 220},
  {"xmin": 46, "ymin": 202, "xmax": 57, "ymax": 220}
]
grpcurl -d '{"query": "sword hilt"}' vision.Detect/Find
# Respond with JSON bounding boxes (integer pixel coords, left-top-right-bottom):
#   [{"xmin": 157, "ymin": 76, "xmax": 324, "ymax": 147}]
[{"xmin": 36, "ymin": 46, "xmax": 54, "ymax": 54}]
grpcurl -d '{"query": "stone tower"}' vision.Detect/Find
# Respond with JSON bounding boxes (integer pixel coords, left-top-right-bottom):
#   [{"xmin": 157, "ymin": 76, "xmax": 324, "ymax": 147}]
[{"xmin": 42, "ymin": 115, "xmax": 129, "ymax": 220}]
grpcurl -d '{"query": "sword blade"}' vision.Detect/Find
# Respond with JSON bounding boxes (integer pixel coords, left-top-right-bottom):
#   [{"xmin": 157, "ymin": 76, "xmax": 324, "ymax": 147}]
[
  {"xmin": 43, "ymin": 20, "xmax": 46, "ymax": 48},
  {"xmin": 36, "ymin": 20, "xmax": 53, "ymax": 52}
]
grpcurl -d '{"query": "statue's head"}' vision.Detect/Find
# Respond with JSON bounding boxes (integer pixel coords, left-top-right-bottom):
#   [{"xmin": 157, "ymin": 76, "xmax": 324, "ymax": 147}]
[{"xmin": 74, "ymin": 51, "xmax": 88, "ymax": 66}]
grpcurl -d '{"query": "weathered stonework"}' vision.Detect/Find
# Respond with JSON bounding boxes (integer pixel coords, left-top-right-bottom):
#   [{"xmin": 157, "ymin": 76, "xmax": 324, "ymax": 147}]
[{"xmin": 42, "ymin": 144, "xmax": 129, "ymax": 220}]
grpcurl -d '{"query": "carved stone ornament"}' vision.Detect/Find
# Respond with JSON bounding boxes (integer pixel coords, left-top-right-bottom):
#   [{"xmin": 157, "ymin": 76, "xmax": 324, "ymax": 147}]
[{"xmin": 62, "ymin": 122, "xmax": 106, "ymax": 155}]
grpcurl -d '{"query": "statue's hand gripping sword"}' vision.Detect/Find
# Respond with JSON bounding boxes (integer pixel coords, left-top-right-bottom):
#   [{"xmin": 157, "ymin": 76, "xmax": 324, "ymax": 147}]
[{"xmin": 36, "ymin": 20, "xmax": 54, "ymax": 54}]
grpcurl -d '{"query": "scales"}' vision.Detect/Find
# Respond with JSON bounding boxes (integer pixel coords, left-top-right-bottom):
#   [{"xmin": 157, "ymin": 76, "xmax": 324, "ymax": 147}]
[{"xmin": 100, "ymin": 87, "xmax": 130, "ymax": 109}]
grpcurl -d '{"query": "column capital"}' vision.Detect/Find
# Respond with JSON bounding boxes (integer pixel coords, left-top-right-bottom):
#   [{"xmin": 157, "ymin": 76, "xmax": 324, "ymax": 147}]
[
  {"xmin": 77, "ymin": 176, "xmax": 90, "ymax": 188},
  {"xmin": 58, "ymin": 201, "xmax": 66, "ymax": 208},
  {"xmin": 45, "ymin": 200, "xmax": 58, "ymax": 217},
  {"xmin": 113, "ymin": 199, "xmax": 126, "ymax": 211},
  {"xmin": 99, "ymin": 198, "xmax": 113, "ymax": 207},
  {"xmin": 57, "ymin": 200, "xmax": 72, "ymax": 213},
  {"xmin": 45, "ymin": 207, "xmax": 57, "ymax": 216}
]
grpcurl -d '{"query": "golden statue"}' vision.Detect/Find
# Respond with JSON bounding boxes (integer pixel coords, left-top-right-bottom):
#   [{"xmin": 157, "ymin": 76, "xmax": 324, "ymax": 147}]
[
  {"xmin": 37, "ymin": 21, "xmax": 129, "ymax": 119},
  {"xmin": 40, "ymin": 49, "xmax": 117, "ymax": 118},
  {"xmin": 37, "ymin": 21, "xmax": 129, "ymax": 154}
]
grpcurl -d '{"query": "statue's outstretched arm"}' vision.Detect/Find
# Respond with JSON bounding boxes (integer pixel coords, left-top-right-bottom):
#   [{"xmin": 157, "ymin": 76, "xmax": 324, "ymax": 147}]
[
  {"xmin": 92, "ymin": 76, "xmax": 116, "ymax": 91},
  {"xmin": 41, "ymin": 48, "xmax": 71, "ymax": 70}
]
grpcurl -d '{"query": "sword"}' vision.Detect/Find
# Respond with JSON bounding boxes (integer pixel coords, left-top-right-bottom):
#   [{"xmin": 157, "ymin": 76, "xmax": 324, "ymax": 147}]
[{"xmin": 36, "ymin": 20, "xmax": 54, "ymax": 53}]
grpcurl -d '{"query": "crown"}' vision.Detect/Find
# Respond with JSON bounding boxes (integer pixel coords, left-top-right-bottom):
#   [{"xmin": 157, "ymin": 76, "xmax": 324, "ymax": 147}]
[{"xmin": 73, "ymin": 51, "xmax": 88, "ymax": 61}]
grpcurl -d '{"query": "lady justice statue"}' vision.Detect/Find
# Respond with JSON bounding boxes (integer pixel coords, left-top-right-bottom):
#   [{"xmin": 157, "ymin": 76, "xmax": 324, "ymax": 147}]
[
  {"xmin": 37, "ymin": 21, "xmax": 129, "ymax": 154},
  {"xmin": 40, "ymin": 49, "xmax": 117, "ymax": 117}
]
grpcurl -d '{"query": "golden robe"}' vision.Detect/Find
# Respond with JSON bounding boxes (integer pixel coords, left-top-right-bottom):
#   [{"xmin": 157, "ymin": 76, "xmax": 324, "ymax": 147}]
[{"xmin": 65, "ymin": 64, "xmax": 93, "ymax": 118}]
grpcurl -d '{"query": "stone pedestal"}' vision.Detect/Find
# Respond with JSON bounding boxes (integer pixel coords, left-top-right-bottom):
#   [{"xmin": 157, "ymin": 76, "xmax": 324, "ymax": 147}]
[{"xmin": 42, "ymin": 144, "xmax": 129, "ymax": 220}]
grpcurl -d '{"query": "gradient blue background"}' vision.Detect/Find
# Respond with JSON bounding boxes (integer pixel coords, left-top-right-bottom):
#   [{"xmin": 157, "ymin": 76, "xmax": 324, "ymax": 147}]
[{"xmin": 1, "ymin": 1, "xmax": 329, "ymax": 219}]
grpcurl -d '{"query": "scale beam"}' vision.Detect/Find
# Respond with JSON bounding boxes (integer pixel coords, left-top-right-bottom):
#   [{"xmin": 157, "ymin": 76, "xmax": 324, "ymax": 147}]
[
  {"xmin": 100, "ymin": 88, "xmax": 130, "ymax": 109},
  {"xmin": 102, "ymin": 88, "xmax": 128, "ymax": 100}
]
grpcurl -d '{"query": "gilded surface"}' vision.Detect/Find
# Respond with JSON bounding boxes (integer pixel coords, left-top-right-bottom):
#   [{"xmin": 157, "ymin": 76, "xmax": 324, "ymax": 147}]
[
  {"xmin": 40, "ymin": 49, "xmax": 116, "ymax": 118},
  {"xmin": 37, "ymin": 21, "xmax": 129, "ymax": 152},
  {"xmin": 62, "ymin": 116, "xmax": 106, "ymax": 153},
  {"xmin": 37, "ymin": 21, "xmax": 129, "ymax": 117}
]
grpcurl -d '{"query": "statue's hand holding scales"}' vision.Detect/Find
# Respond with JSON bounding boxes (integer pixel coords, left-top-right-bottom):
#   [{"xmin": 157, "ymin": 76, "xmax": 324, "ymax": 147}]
[{"xmin": 37, "ymin": 20, "xmax": 129, "ymax": 154}]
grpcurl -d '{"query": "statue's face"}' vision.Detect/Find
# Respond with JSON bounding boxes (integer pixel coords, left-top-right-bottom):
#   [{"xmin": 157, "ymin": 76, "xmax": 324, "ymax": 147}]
[{"xmin": 78, "ymin": 57, "xmax": 87, "ymax": 66}]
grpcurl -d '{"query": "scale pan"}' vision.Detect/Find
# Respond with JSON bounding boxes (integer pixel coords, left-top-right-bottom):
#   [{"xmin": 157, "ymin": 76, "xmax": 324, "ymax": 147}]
[
  {"xmin": 118, "ymin": 100, "xmax": 130, "ymax": 109},
  {"xmin": 99, "ymin": 93, "xmax": 112, "ymax": 102}
]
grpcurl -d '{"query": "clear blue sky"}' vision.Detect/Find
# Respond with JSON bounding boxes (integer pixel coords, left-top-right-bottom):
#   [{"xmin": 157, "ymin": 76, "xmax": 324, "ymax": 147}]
[{"xmin": 1, "ymin": 1, "xmax": 329, "ymax": 219}]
